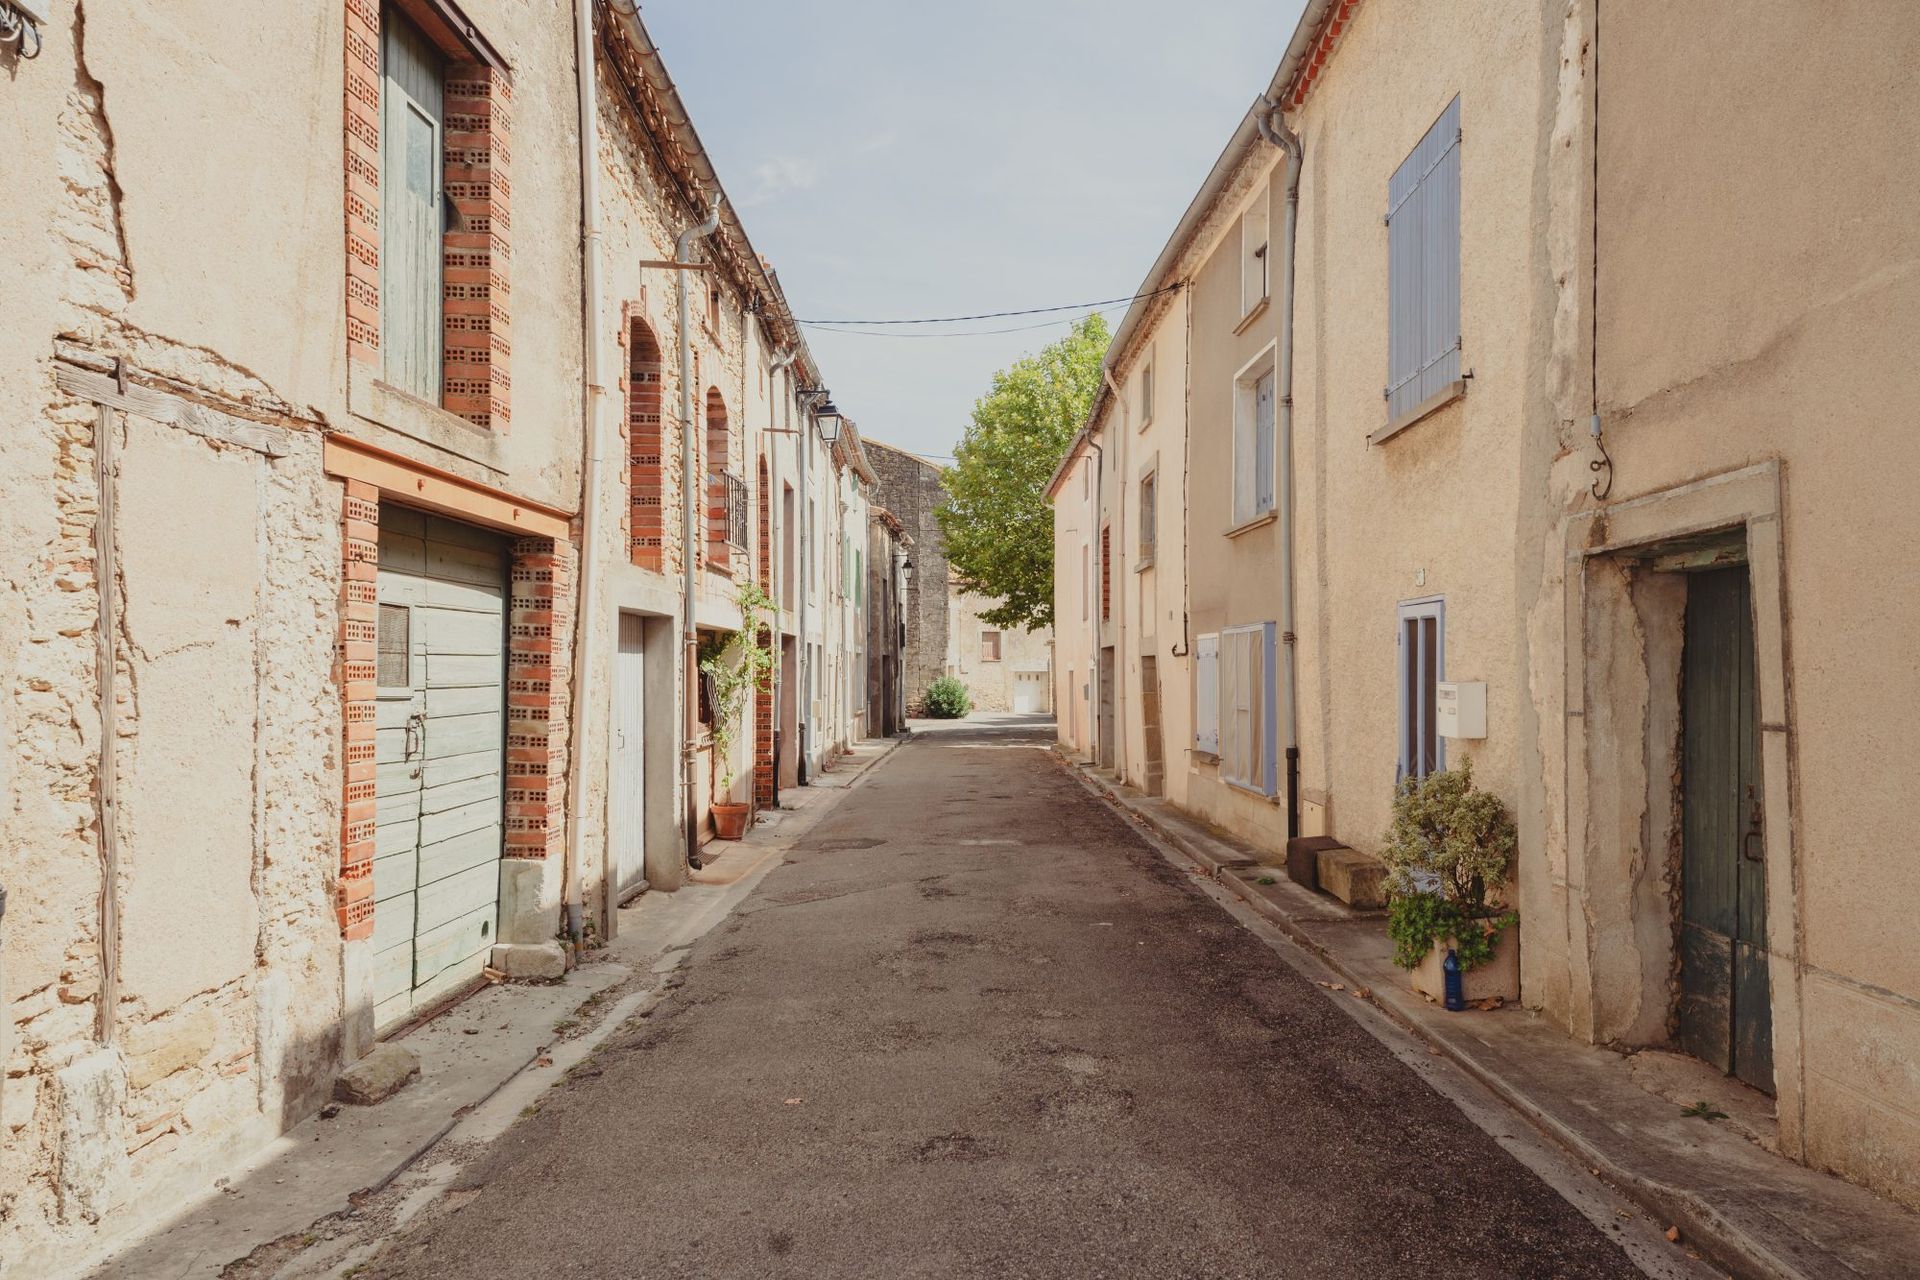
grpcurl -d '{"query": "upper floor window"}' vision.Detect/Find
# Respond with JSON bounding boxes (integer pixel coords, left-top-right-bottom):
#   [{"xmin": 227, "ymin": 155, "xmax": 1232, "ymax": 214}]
[
  {"xmin": 1138, "ymin": 470, "xmax": 1157, "ymax": 564},
  {"xmin": 1240, "ymin": 193, "xmax": 1270, "ymax": 319},
  {"xmin": 1231, "ymin": 348, "xmax": 1276, "ymax": 526},
  {"xmin": 1139, "ymin": 357, "xmax": 1155, "ymax": 427},
  {"xmin": 981, "ymin": 631, "xmax": 1001, "ymax": 662},
  {"xmin": 1382, "ymin": 95, "xmax": 1464, "ymax": 440},
  {"xmin": 380, "ymin": 7, "xmax": 447, "ymax": 401}
]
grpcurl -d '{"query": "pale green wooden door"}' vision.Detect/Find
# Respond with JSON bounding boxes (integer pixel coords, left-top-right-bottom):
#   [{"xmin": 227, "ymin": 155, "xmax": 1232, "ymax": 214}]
[
  {"xmin": 380, "ymin": 8, "xmax": 444, "ymax": 401},
  {"xmin": 373, "ymin": 508, "xmax": 507, "ymax": 1030}
]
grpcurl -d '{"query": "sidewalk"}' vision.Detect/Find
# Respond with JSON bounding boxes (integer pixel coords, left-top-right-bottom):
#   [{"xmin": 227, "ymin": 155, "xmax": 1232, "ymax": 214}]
[
  {"xmin": 1060, "ymin": 754, "xmax": 1920, "ymax": 1280},
  {"xmin": 82, "ymin": 735, "xmax": 907, "ymax": 1280}
]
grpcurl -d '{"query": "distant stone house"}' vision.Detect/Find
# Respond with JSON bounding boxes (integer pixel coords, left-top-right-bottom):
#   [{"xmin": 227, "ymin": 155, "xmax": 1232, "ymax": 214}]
[{"xmin": 864, "ymin": 438, "xmax": 1052, "ymax": 716}]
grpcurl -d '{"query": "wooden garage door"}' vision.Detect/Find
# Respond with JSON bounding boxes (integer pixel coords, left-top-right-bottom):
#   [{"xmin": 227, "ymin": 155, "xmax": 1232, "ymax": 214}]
[{"xmin": 372, "ymin": 507, "xmax": 508, "ymax": 1031}]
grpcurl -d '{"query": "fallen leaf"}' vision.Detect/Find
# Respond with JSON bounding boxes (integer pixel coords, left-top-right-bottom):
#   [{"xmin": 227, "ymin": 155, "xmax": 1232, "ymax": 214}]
[
  {"xmin": 1352, "ymin": 987, "xmax": 1372, "ymax": 1000},
  {"xmin": 784, "ymin": 1097, "xmax": 804, "ymax": 1106},
  {"xmin": 1665, "ymin": 1226, "xmax": 1680, "ymax": 1243},
  {"xmin": 1330, "ymin": 983, "xmax": 1346, "ymax": 992},
  {"xmin": 535, "ymin": 1055, "xmax": 554, "ymax": 1067}
]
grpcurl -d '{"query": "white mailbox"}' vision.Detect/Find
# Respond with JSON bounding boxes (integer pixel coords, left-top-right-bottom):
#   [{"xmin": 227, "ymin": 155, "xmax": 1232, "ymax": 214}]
[{"xmin": 1435, "ymin": 681, "xmax": 1486, "ymax": 740}]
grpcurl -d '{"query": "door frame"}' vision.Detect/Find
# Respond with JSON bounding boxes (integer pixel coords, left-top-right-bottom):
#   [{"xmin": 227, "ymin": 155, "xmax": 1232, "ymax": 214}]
[{"xmin": 1559, "ymin": 462, "xmax": 1803, "ymax": 1146}]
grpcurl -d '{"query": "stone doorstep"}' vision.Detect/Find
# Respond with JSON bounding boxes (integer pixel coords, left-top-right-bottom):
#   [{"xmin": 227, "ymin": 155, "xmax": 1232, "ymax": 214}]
[
  {"xmin": 1315, "ymin": 846, "xmax": 1387, "ymax": 910},
  {"xmin": 1062, "ymin": 757, "xmax": 1920, "ymax": 1280}
]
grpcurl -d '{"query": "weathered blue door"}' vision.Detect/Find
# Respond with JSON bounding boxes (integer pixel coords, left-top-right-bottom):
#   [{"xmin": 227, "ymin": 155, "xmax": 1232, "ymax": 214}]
[{"xmin": 1678, "ymin": 566, "xmax": 1774, "ymax": 1095}]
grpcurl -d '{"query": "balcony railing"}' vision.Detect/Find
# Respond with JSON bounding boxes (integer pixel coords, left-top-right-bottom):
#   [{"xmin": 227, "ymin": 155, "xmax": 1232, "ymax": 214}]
[{"xmin": 708, "ymin": 470, "xmax": 749, "ymax": 553}]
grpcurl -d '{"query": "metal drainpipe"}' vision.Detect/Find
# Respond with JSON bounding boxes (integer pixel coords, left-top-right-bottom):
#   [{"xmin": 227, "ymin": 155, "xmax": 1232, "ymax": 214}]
[
  {"xmin": 1101, "ymin": 367, "xmax": 1132, "ymax": 778},
  {"xmin": 1084, "ymin": 435, "xmax": 1104, "ymax": 765},
  {"xmin": 563, "ymin": 0, "xmax": 607, "ymax": 947},
  {"xmin": 768, "ymin": 349, "xmax": 799, "ymax": 799},
  {"xmin": 1258, "ymin": 96, "xmax": 1304, "ymax": 840},
  {"xmin": 795, "ymin": 394, "xmax": 812, "ymax": 784},
  {"xmin": 678, "ymin": 196, "xmax": 723, "ymax": 870}
]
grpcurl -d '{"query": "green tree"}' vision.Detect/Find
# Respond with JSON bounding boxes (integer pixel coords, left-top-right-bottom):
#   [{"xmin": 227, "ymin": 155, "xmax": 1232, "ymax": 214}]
[{"xmin": 936, "ymin": 313, "xmax": 1110, "ymax": 631}]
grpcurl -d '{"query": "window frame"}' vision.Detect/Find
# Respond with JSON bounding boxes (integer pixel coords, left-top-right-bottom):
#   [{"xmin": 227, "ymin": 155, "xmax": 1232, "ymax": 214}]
[
  {"xmin": 1377, "ymin": 95, "xmax": 1465, "ymax": 445},
  {"xmin": 1229, "ymin": 343, "xmax": 1279, "ymax": 531},
  {"xmin": 1238, "ymin": 192, "xmax": 1272, "ymax": 322},
  {"xmin": 980, "ymin": 630, "xmax": 1002, "ymax": 663},
  {"xmin": 1137, "ymin": 466, "xmax": 1157, "ymax": 569},
  {"xmin": 1220, "ymin": 622, "xmax": 1278, "ymax": 797},
  {"xmin": 1396, "ymin": 596, "xmax": 1447, "ymax": 785},
  {"xmin": 1138, "ymin": 354, "xmax": 1155, "ymax": 428}
]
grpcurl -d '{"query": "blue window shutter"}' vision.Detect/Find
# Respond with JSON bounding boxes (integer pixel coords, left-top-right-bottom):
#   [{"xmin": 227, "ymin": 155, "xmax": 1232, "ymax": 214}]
[{"xmin": 1386, "ymin": 96, "xmax": 1462, "ymax": 427}]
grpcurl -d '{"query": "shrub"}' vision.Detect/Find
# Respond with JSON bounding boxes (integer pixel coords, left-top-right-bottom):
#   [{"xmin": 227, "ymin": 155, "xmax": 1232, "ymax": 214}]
[
  {"xmin": 1379, "ymin": 759, "xmax": 1518, "ymax": 971},
  {"xmin": 921, "ymin": 676, "xmax": 972, "ymax": 719}
]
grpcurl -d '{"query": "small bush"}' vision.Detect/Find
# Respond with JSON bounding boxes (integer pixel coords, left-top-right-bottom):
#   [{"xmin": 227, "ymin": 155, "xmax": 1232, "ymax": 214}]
[
  {"xmin": 921, "ymin": 676, "xmax": 972, "ymax": 719},
  {"xmin": 1380, "ymin": 759, "xmax": 1518, "ymax": 971}
]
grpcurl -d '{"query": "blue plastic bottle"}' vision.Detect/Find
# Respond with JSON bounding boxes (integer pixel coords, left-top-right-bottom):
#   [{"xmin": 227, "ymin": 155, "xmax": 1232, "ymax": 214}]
[{"xmin": 1442, "ymin": 947, "xmax": 1466, "ymax": 1012}]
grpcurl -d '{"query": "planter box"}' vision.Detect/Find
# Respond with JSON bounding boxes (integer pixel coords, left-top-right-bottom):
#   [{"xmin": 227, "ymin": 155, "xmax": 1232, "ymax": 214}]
[{"xmin": 1410, "ymin": 924, "xmax": 1519, "ymax": 1005}]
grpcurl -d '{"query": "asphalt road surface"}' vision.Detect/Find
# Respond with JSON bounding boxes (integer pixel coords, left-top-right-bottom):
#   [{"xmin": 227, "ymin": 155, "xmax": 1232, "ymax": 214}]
[{"xmin": 363, "ymin": 720, "xmax": 1653, "ymax": 1279}]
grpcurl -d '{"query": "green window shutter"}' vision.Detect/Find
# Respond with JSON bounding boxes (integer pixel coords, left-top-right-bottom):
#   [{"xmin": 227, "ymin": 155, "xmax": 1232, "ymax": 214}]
[{"xmin": 381, "ymin": 7, "xmax": 446, "ymax": 401}]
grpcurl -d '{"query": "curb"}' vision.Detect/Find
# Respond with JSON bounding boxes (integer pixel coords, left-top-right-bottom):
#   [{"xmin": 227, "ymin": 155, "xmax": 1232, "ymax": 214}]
[{"xmin": 1055, "ymin": 750, "xmax": 1800, "ymax": 1280}]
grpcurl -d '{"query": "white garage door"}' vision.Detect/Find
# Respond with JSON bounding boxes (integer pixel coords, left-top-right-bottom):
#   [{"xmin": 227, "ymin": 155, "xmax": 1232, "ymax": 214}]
[
  {"xmin": 1013, "ymin": 669, "xmax": 1047, "ymax": 714},
  {"xmin": 372, "ymin": 508, "xmax": 508, "ymax": 1031}
]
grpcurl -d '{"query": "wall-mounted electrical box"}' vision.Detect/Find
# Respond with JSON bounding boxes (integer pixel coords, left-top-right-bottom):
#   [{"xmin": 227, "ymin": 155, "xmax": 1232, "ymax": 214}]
[{"xmin": 1435, "ymin": 681, "xmax": 1486, "ymax": 740}]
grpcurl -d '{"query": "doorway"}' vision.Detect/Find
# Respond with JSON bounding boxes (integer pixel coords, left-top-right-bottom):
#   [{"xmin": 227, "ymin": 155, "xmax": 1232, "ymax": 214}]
[
  {"xmin": 1678, "ymin": 565, "xmax": 1774, "ymax": 1094},
  {"xmin": 611, "ymin": 613, "xmax": 648, "ymax": 898},
  {"xmin": 1097, "ymin": 646, "xmax": 1116, "ymax": 771},
  {"xmin": 1139, "ymin": 655, "xmax": 1165, "ymax": 795}
]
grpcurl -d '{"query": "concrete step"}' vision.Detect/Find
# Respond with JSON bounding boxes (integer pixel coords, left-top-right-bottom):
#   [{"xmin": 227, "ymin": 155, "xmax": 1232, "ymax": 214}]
[{"xmin": 1316, "ymin": 846, "xmax": 1387, "ymax": 910}]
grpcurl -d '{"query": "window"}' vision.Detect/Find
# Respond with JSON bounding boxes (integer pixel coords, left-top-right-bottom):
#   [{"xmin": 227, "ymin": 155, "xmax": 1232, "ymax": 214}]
[
  {"xmin": 1232, "ymin": 350, "xmax": 1277, "ymax": 526},
  {"xmin": 1240, "ymin": 193, "xmax": 1270, "ymax": 318},
  {"xmin": 1100, "ymin": 523, "xmax": 1112, "ymax": 620},
  {"xmin": 1398, "ymin": 598, "xmax": 1445, "ymax": 783},
  {"xmin": 1193, "ymin": 633, "xmax": 1220, "ymax": 756},
  {"xmin": 1138, "ymin": 471, "xmax": 1157, "ymax": 564},
  {"xmin": 380, "ymin": 7, "xmax": 447, "ymax": 401},
  {"xmin": 708, "ymin": 286, "xmax": 722, "ymax": 335},
  {"xmin": 1220, "ymin": 623, "xmax": 1278, "ymax": 795},
  {"xmin": 376, "ymin": 603, "xmax": 411, "ymax": 690},
  {"xmin": 981, "ymin": 631, "xmax": 1001, "ymax": 662},
  {"xmin": 1139, "ymin": 358, "xmax": 1155, "ymax": 426},
  {"xmin": 1384, "ymin": 96, "xmax": 1463, "ymax": 438},
  {"xmin": 1081, "ymin": 544, "xmax": 1089, "ymax": 620}
]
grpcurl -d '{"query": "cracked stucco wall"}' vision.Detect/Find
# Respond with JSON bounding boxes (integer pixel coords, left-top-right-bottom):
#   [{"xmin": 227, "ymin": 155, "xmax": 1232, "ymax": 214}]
[{"xmin": 3, "ymin": 3, "xmax": 344, "ymax": 1268}]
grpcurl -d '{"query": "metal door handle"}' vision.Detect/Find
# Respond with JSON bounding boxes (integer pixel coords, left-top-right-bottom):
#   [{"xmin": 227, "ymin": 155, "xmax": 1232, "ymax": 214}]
[
  {"xmin": 1743, "ymin": 828, "xmax": 1764, "ymax": 863},
  {"xmin": 404, "ymin": 712, "xmax": 425, "ymax": 761}
]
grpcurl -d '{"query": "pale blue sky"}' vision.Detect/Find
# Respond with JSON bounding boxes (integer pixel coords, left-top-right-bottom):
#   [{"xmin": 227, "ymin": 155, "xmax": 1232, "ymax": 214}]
[{"xmin": 641, "ymin": 0, "xmax": 1305, "ymax": 460}]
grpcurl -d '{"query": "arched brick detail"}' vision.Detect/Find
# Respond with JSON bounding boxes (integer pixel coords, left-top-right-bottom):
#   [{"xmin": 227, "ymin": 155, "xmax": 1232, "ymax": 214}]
[
  {"xmin": 704, "ymin": 387, "xmax": 731, "ymax": 570},
  {"xmin": 628, "ymin": 318, "xmax": 665, "ymax": 570}
]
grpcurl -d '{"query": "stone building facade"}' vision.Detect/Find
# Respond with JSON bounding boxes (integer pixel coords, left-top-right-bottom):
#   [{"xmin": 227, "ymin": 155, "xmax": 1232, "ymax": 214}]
[
  {"xmin": 864, "ymin": 439, "xmax": 951, "ymax": 713},
  {"xmin": 0, "ymin": 2, "xmax": 875, "ymax": 1268}
]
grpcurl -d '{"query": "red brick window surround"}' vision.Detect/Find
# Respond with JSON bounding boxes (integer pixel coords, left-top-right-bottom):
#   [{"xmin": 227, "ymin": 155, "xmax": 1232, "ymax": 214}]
[
  {"xmin": 627, "ymin": 317, "xmax": 666, "ymax": 571},
  {"xmin": 704, "ymin": 387, "xmax": 732, "ymax": 570},
  {"xmin": 344, "ymin": 0, "xmax": 512, "ymax": 430}
]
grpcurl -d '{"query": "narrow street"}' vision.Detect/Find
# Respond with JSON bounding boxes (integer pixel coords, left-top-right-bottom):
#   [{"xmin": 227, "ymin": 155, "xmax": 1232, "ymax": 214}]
[{"xmin": 360, "ymin": 720, "xmax": 1668, "ymax": 1279}]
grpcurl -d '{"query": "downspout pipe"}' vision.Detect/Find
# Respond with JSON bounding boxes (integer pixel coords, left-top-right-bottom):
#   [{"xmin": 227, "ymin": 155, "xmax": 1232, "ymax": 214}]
[
  {"xmin": 678, "ymin": 194, "xmax": 723, "ymax": 871},
  {"xmin": 563, "ymin": 0, "xmax": 607, "ymax": 949},
  {"xmin": 767, "ymin": 348, "xmax": 800, "ymax": 798},
  {"xmin": 1101, "ymin": 367, "xmax": 1131, "ymax": 777},
  {"xmin": 1258, "ymin": 96, "xmax": 1304, "ymax": 840},
  {"xmin": 1083, "ymin": 434, "xmax": 1104, "ymax": 766}
]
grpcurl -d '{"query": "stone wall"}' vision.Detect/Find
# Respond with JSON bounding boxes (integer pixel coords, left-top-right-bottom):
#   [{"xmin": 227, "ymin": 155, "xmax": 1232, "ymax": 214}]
[{"xmin": 864, "ymin": 441, "xmax": 950, "ymax": 714}]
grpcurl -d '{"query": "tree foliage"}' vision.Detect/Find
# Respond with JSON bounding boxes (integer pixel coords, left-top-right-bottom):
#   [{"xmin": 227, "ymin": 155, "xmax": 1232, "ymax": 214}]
[{"xmin": 936, "ymin": 313, "xmax": 1110, "ymax": 631}]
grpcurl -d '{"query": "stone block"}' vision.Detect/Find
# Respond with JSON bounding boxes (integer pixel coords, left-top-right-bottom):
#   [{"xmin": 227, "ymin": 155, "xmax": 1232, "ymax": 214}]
[
  {"xmin": 124, "ymin": 1007, "xmax": 219, "ymax": 1089},
  {"xmin": 55, "ymin": 1048, "xmax": 130, "ymax": 1223},
  {"xmin": 1287, "ymin": 836, "xmax": 1345, "ymax": 890},
  {"xmin": 490, "ymin": 941, "xmax": 566, "ymax": 981},
  {"xmin": 333, "ymin": 1043, "xmax": 420, "ymax": 1106},
  {"xmin": 497, "ymin": 856, "xmax": 561, "ymax": 945},
  {"xmin": 1317, "ymin": 848, "xmax": 1387, "ymax": 909}
]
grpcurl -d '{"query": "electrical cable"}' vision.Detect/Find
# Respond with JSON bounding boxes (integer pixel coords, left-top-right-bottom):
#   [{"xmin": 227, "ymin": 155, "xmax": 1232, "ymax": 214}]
[
  {"xmin": 804, "ymin": 304, "xmax": 1131, "ymax": 340},
  {"xmin": 794, "ymin": 282, "xmax": 1182, "ymax": 327}
]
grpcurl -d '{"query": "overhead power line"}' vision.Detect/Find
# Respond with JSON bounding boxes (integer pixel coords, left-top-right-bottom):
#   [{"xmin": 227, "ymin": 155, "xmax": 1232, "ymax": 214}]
[
  {"xmin": 793, "ymin": 282, "xmax": 1183, "ymax": 327},
  {"xmin": 804, "ymin": 305, "xmax": 1135, "ymax": 340}
]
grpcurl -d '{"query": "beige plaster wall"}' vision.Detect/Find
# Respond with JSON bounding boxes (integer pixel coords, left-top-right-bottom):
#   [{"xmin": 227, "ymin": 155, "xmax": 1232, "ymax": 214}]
[
  {"xmin": 1285, "ymin": 0, "xmax": 1552, "ymax": 868},
  {"xmin": 1052, "ymin": 453, "xmax": 1096, "ymax": 754},
  {"xmin": 946, "ymin": 589, "xmax": 1051, "ymax": 713},
  {"xmin": 1586, "ymin": 0, "xmax": 1920, "ymax": 1208}
]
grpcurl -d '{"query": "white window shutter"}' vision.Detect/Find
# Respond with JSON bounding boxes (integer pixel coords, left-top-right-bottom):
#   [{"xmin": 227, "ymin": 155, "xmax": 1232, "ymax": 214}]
[{"xmin": 1194, "ymin": 634, "xmax": 1220, "ymax": 755}]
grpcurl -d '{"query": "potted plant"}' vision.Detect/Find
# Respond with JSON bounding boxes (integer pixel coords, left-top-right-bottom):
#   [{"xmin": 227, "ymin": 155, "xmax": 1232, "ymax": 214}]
[
  {"xmin": 1380, "ymin": 759, "xmax": 1520, "ymax": 1005},
  {"xmin": 699, "ymin": 580, "xmax": 776, "ymax": 840}
]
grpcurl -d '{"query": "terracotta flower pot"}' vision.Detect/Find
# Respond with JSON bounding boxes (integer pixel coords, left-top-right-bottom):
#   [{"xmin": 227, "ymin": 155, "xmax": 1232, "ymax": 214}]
[
  {"xmin": 710, "ymin": 801, "xmax": 750, "ymax": 841},
  {"xmin": 1410, "ymin": 922, "xmax": 1519, "ymax": 1005}
]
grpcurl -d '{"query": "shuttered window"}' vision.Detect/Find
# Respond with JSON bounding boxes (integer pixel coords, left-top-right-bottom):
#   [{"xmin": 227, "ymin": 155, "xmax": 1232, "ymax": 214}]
[
  {"xmin": 1193, "ymin": 634, "xmax": 1220, "ymax": 756},
  {"xmin": 1240, "ymin": 195, "xmax": 1271, "ymax": 317},
  {"xmin": 1138, "ymin": 471, "xmax": 1157, "ymax": 563},
  {"xmin": 1220, "ymin": 623, "xmax": 1278, "ymax": 795},
  {"xmin": 380, "ymin": 7, "xmax": 447, "ymax": 402},
  {"xmin": 1233, "ymin": 358, "xmax": 1276, "ymax": 525},
  {"xmin": 1385, "ymin": 96, "xmax": 1463, "ymax": 435}
]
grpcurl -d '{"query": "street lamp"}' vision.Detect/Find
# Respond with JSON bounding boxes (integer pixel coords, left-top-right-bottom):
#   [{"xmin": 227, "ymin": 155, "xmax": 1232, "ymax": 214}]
[{"xmin": 815, "ymin": 401, "xmax": 844, "ymax": 444}]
